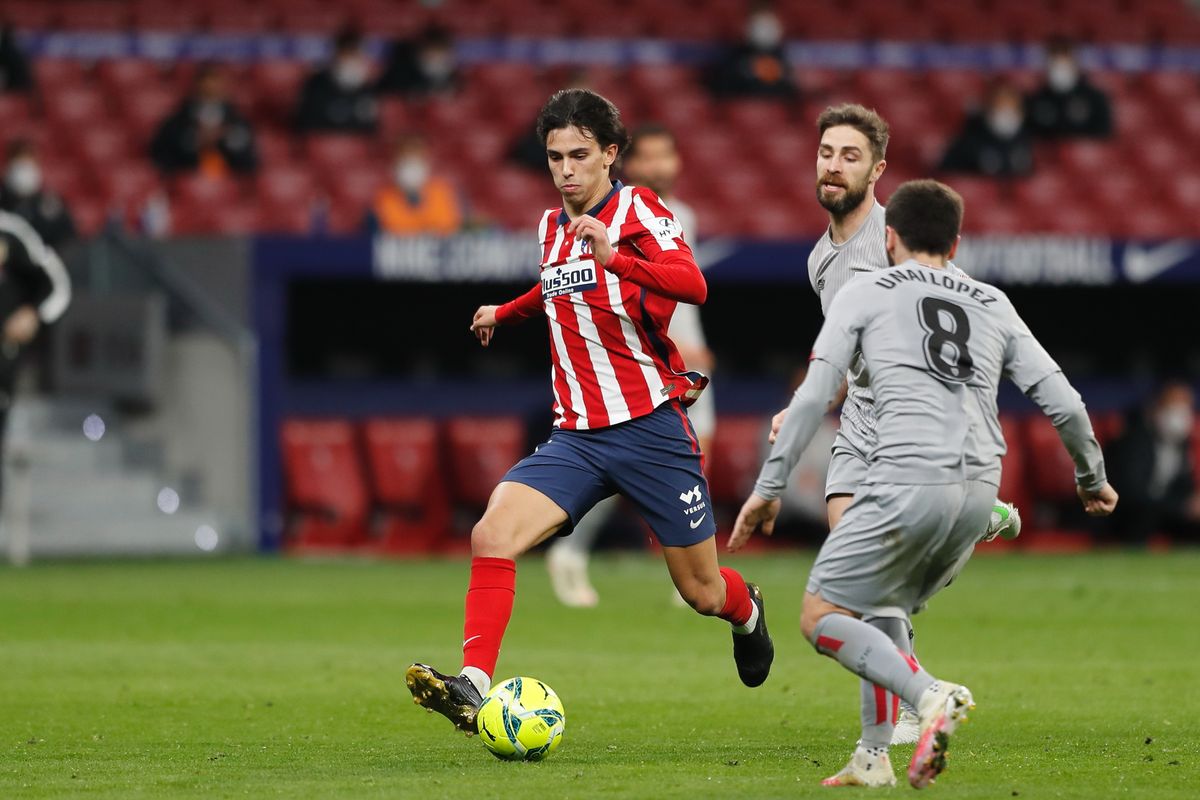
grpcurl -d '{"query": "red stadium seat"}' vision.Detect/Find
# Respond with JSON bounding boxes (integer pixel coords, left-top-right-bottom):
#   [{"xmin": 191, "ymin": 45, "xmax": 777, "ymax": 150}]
[
  {"xmin": 362, "ymin": 418, "xmax": 452, "ymax": 554},
  {"xmin": 257, "ymin": 166, "xmax": 319, "ymax": 208},
  {"xmin": 171, "ymin": 173, "xmax": 243, "ymax": 208},
  {"xmin": 443, "ymin": 417, "xmax": 526, "ymax": 508},
  {"xmin": 303, "ymin": 135, "xmax": 376, "ymax": 173},
  {"xmin": 93, "ymin": 161, "xmax": 161, "ymax": 220},
  {"xmin": 706, "ymin": 415, "xmax": 769, "ymax": 506},
  {"xmin": 44, "ymin": 86, "xmax": 109, "ymax": 126},
  {"xmin": 131, "ymin": 1, "xmax": 204, "ymax": 30},
  {"xmin": 120, "ymin": 86, "xmax": 183, "ymax": 140},
  {"xmin": 1, "ymin": 0, "xmax": 57, "ymax": 28},
  {"xmin": 280, "ymin": 419, "xmax": 371, "ymax": 548},
  {"xmin": 1023, "ymin": 415, "xmax": 1079, "ymax": 503},
  {"xmin": 56, "ymin": 0, "xmax": 131, "ymax": 30}
]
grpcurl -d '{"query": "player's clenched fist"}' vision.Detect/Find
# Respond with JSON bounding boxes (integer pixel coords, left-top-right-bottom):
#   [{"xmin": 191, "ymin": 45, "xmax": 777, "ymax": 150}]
[
  {"xmin": 471, "ymin": 305, "xmax": 499, "ymax": 347},
  {"xmin": 728, "ymin": 493, "xmax": 782, "ymax": 552},
  {"xmin": 566, "ymin": 215, "xmax": 613, "ymax": 266},
  {"xmin": 1077, "ymin": 482, "xmax": 1118, "ymax": 516}
]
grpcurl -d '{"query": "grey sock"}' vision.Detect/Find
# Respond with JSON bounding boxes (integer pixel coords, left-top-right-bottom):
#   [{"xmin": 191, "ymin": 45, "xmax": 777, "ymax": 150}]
[
  {"xmin": 858, "ymin": 616, "xmax": 912, "ymax": 747},
  {"xmin": 813, "ymin": 613, "xmax": 935, "ymax": 707},
  {"xmin": 555, "ymin": 495, "xmax": 619, "ymax": 554}
]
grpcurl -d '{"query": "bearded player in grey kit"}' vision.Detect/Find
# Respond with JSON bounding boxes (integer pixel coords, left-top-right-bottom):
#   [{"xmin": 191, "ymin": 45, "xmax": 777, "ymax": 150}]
[
  {"xmin": 771, "ymin": 104, "xmax": 1023, "ymax": 767},
  {"xmin": 733, "ymin": 179, "xmax": 1118, "ymax": 788}
]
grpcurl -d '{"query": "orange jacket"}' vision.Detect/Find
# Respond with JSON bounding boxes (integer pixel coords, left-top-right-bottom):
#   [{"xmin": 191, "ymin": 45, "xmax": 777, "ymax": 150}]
[{"xmin": 373, "ymin": 176, "xmax": 462, "ymax": 235}]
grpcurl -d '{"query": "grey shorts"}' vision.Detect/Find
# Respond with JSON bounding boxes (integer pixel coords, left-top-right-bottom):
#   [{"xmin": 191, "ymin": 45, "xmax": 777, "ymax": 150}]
[
  {"xmin": 806, "ymin": 480, "xmax": 994, "ymax": 619},
  {"xmin": 825, "ymin": 428, "xmax": 870, "ymax": 499}
]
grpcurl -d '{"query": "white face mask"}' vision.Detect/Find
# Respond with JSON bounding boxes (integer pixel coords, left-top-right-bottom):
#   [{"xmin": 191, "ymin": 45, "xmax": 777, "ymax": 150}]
[
  {"xmin": 746, "ymin": 12, "xmax": 783, "ymax": 49},
  {"xmin": 987, "ymin": 108, "xmax": 1022, "ymax": 139},
  {"xmin": 395, "ymin": 158, "xmax": 429, "ymax": 192},
  {"xmin": 1157, "ymin": 405, "xmax": 1194, "ymax": 442},
  {"xmin": 1047, "ymin": 59, "xmax": 1079, "ymax": 92},
  {"xmin": 418, "ymin": 50, "xmax": 455, "ymax": 81},
  {"xmin": 194, "ymin": 100, "xmax": 225, "ymax": 128},
  {"xmin": 333, "ymin": 56, "xmax": 369, "ymax": 90},
  {"xmin": 5, "ymin": 159, "xmax": 41, "ymax": 197}
]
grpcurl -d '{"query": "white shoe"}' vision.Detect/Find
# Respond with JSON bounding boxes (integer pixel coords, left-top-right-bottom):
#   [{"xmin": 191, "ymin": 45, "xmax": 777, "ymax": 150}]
[
  {"xmin": 981, "ymin": 501, "xmax": 1021, "ymax": 543},
  {"xmin": 908, "ymin": 682, "xmax": 975, "ymax": 789},
  {"xmin": 545, "ymin": 544, "xmax": 599, "ymax": 608},
  {"xmin": 890, "ymin": 705, "xmax": 921, "ymax": 745},
  {"xmin": 822, "ymin": 746, "xmax": 897, "ymax": 787}
]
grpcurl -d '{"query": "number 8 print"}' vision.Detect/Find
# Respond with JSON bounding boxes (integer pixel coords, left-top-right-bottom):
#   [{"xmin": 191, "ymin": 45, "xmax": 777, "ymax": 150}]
[{"xmin": 918, "ymin": 297, "xmax": 975, "ymax": 381}]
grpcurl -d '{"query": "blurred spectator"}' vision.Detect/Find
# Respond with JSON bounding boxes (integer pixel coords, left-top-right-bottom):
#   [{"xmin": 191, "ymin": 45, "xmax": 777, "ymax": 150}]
[
  {"xmin": 940, "ymin": 79, "xmax": 1034, "ymax": 177},
  {"xmin": 0, "ymin": 139, "xmax": 75, "ymax": 247},
  {"xmin": 366, "ymin": 133, "xmax": 462, "ymax": 236},
  {"xmin": 295, "ymin": 28, "xmax": 379, "ymax": 133},
  {"xmin": 1025, "ymin": 38, "xmax": 1113, "ymax": 139},
  {"xmin": 0, "ymin": 24, "xmax": 32, "ymax": 93},
  {"xmin": 150, "ymin": 63, "xmax": 258, "ymax": 176},
  {"xmin": 375, "ymin": 25, "xmax": 460, "ymax": 96},
  {"xmin": 706, "ymin": 1, "xmax": 797, "ymax": 100},
  {"xmin": 1109, "ymin": 382, "xmax": 1200, "ymax": 545}
]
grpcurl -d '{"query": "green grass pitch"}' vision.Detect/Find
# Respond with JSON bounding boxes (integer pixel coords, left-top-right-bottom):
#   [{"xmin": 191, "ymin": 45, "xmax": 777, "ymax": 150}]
[{"xmin": 2, "ymin": 552, "xmax": 1198, "ymax": 798}]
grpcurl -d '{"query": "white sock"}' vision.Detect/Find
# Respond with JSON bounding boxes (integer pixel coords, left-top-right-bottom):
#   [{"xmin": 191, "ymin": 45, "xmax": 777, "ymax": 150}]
[
  {"xmin": 460, "ymin": 666, "xmax": 491, "ymax": 696},
  {"xmin": 732, "ymin": 601, "xmax": 759, "ymax": 635}
]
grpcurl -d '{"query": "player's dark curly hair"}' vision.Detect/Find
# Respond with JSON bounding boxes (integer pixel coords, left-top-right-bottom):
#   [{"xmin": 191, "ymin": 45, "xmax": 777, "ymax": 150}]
[
  {"xmin": 817, "ymin": 103, "xmax": 890, "ymax": 163},
  {"xmin": 885, "ymin": 179, "xmax": 963, "ymax": 256},
  {"xmin": 536, "ymin": 89, "xmax": 630, "ymax": 155}
]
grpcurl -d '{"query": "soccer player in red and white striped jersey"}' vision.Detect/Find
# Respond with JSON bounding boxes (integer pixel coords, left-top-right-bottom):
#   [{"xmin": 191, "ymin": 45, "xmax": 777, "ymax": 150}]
[{"xmin": 406, "ymin": 89, "xmax": 774, "ymax": 733}]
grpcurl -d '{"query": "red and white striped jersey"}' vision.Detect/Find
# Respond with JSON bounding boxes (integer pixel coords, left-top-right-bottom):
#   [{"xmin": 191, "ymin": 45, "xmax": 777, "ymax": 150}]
[{"xmin": 495, "ymin": 182, "xmax": 709, "ymax": 430}]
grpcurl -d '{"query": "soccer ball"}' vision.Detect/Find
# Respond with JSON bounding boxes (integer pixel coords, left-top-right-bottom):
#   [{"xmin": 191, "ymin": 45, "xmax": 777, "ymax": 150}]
[{"xmin": 475, "ymin": 676, "xmax": 565, "ymax": 761}]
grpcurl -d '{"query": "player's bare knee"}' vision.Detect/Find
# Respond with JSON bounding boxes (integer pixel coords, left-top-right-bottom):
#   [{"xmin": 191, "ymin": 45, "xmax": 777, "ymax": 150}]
[{"xmin": 470, "ymin": 517, "xmax": 516, "ymax": 559}]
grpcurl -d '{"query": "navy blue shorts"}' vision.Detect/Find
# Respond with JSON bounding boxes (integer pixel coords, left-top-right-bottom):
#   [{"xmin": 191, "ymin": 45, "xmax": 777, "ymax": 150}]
[{"xmin": 501, "ymin": 400, "xmax": 717, "ymax": 547}]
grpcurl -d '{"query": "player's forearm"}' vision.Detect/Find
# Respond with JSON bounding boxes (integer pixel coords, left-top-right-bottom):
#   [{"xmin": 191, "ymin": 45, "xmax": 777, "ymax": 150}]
[
  {"xmin": 753, "ymin": 360, "xmax": 843, "ymax": 500},
  {"xmin": 1026, "ymin": 372, "xmax": 1107, "ymax": 492},
  {"xmin": 605, "ymin": 250, "xmax": 707, "ymax": 305},
  {"xmin": 495, "ymin": 283, "xmax": 543, "ymax": 324}
]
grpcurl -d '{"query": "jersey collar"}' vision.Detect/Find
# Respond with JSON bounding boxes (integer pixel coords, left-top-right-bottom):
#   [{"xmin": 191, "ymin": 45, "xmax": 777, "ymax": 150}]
[{"xmin": 557, "ymin": 181, "xmax": 623, "ymax": 227}]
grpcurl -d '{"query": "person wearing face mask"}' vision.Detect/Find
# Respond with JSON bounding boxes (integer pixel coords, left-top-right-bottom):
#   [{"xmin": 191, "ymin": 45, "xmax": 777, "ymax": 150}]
[
  {"xmin": 0, "ymin": 140, "xmax": 75, "ymax": 248},
  {"xmin": 1025, "ymin": 38, "xmax": 1113, "ymax": 140},
  {"xmin": 149, "ymin": 63, "xmax": 259, "ymax": 177},
  {"xmin": 939, "ymin": 78, "xmax": 1034, "ymax": 177},
  {"xmin": 375, "ymin": 24, "xmax": 460, "ymax": 96},
  {"xmin": 366, "ymin": 133, "xmax": 462, "ymax": 235},
  {"xmin": 707, "ymin": 1, "xmax": 798, "ymax": 100},
  {"xmin": 1109, "ymin": 382, "xmax": 1200, "ymax": 545},
  {"xmin": 295, "ymin": 28, "xmax": 379, "ymax": 133}
]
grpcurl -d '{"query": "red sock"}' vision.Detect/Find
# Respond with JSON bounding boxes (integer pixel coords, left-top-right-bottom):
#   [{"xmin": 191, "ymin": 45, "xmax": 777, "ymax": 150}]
[
  {"xmin": 461, "ymin": 557, "xmax": 516, "ymax": 679},
  {"xmin": 717, "ymin": 566, "xmax": 753, "ymax": 626}
]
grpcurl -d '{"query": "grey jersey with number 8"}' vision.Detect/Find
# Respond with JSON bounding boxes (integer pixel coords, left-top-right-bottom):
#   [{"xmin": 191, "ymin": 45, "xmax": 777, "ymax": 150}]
[{"xmin": 811, "ymin": 260, "xmax": 1063, "ymax": 485}]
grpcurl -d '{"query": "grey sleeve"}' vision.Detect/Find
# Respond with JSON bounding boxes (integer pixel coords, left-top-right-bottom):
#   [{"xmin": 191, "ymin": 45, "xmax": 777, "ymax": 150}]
[
  {"xmin": 1002, "ymin": 305, "xmax": 1060, "ymax": 392},
  {"xmin": 753, "ymin": 359, "xmax": 845, "ymax": 500},
  {"xmin": 1024, "ymin": 372, "xmax": 1107, "ymax": 492}
]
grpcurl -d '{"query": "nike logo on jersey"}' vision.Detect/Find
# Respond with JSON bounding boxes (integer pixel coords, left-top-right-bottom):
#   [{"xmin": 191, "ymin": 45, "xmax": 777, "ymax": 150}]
[
  {"xmin": 689, "ymin": 514, "xmax": 707, "ymax": 529},
  {"xmin": 463, "ymin": 635, "xmax": 482, "ymax": 649}
]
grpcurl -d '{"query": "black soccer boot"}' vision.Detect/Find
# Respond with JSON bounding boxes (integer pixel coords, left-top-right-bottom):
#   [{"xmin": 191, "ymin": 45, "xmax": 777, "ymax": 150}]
[
  {"xmin": 405, "ymin": 663, "xmax": 485, "ymax": 734},
  {"xmin": 732, "ymin": 583, "xmax": 773, "ymax": 687}
]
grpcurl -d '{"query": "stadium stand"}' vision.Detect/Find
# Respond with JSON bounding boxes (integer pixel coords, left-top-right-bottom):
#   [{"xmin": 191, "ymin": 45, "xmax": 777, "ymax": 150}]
[{"xmin": 0, "ymin": 0, "xmax": 1195, "ymax": 237}]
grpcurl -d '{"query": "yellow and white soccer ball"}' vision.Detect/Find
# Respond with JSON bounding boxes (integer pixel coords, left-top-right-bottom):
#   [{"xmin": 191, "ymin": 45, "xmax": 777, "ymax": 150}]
[{"xmin": 475, "ymin": 676, "xmax": 565, "ymax": 761}]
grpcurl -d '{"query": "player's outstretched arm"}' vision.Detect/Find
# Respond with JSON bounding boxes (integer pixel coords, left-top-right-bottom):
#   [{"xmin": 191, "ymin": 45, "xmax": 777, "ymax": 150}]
[
  {"xmin": 1024, "ymin": 372, "xmax": 1116, "ymax": 515},
  {"xmin": 475, "ymin": 282, "xmax": 545, "ymax": 347}
]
